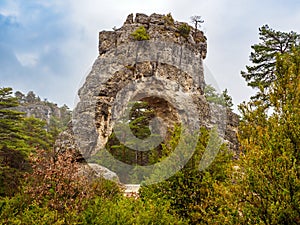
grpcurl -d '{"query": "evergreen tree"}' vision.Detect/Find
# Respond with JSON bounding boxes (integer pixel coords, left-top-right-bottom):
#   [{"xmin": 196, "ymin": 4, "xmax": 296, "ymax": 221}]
[
  {"xmin": 0, "ymin": 87, "xmax": 53, "ymax": 196},
  {"xmin": 140, "ymin": 127, "xmax": 233, "ymax": 224},
  {"xmin": 235, "ymin": 47, "xmax": 300, "ymax": 224},
  {"xmin": 0, "ymin": 88, "xmax": 28, "ymax": 196},
  {"xmin": 0, "ymin": 88, "xmax": 27, "ymax": 153},
  {"xmin": 205, "ymin": 84, "xmax": 234, "ymax": 108},
  {"xmin": 241, "ymin": 25, "xmax": 300, "ymax": 104},
  {"xmin": 222, "ymin": 88, "xmax": 234, "ymax": 109},
  {"xmin": 14, "ymin": 91, "xmax": 25, "ymax": 104}
]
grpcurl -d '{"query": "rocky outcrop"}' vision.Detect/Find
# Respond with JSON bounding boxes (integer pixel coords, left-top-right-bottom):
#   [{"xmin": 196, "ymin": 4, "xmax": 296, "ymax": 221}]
[
  {"xmin": 225, "ymin": 109, "xmax": 240, "ymax": 155},
  {"xmin": 81, "ymin": 163, "xmax": 120, "ymax": 182},
  {"xmin": 14, "ymin": 104, "xmax": 60, "ymax": 124},
  {"xmin": 54, "ymin": 122, "xmax": 83, "ymax": 160},
  {"xmin": 12, "ymin": 90, "xmax": 71, "ymax": 128},
  {"xmin": 56, "ymin": 13, "xmax": 239, "ymax": 183},
  {"xmin": 99, "ymin": 13, "xmax": 207, "ymax": 59},
  {"xmin": 54, "ymin": 123, "xmax": 120, "ymax": 182}
]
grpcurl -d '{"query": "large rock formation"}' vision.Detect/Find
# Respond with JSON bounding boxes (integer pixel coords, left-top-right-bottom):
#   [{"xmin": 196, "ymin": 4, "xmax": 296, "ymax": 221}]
[{"xmin": 56, "ymin": 13, "xmax": 239, "ymax": 182}]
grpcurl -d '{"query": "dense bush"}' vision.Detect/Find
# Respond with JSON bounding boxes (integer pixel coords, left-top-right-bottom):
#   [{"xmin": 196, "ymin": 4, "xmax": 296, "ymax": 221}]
[
  {"xmin": 0, "ymin": 147, "xmax": 187, "ymax": 224},
  {"xmin": 164, "ymin": 13, "xmax": 175, "ymax": 25},
  {"xmin": 140, "ymin": 128, "xmax": 234, "ymax": 224},
  {"xmin": 131, "ymin": 26, "xmax": 150, "ymax": 41},
  {"xmin": 81, "ymin": 197, "xmax": 187, "ymax": 225},
  {"xmin": 24, "ymin": 149, "xmax": 92, "ymax": 213},
  {"xmin": 178, "ymin": 23, "xmax": 191, "ymax": 39},
  {"xmin": 0, "ymin": 194, "xmax": 187, "ymax": 225}
]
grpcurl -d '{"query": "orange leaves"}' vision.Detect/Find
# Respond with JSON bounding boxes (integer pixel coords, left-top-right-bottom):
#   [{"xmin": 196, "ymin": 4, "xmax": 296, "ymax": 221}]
[{"xmin": 24, "ymin": 149, "xmax": 91, "ymax": 213}]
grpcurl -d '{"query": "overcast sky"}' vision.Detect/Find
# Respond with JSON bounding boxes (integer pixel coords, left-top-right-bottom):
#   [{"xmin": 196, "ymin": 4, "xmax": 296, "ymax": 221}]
[{"xmin": 1, "ymin": 0, "xmax": 299, "ymax": 112}]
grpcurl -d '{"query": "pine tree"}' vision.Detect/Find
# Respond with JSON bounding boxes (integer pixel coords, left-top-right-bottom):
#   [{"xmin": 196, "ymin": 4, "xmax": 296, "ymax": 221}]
[
  {"xmin": 241, "ymin": 25, "xmax": 300, "ymax": 104},
  {"xmin": 0, "ymin": 87, "xmax": 53, "ymax": 196},
  {"xmin": 205, "ymin": 84, "xmax": 234, "ymax": 108},
  {"xmin": 222, "ymin": 88, "xmax": 234, "ymax": 109},
  {"xmin": 235, "ymin": 47, "xmax": 300, "ymax": 224},
  {"xmin": 0, "ymin": 88, "xmax": 28, "ymax": 196}
]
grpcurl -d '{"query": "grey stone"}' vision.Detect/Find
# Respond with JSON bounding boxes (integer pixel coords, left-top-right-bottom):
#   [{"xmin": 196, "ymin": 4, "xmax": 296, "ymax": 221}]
[
  {"xmin": 135, "ymin": 13, "xmax": 149, "ymax": 25},
  {"xmin": 55, "ymin": 13, "xmax": 239, "ymax": 176},
  {"xmin": 149, "ymin": 13, "xmax": 165, "ymax": 25},
  {"xmin": 82, "ymin": 163, "xmax": 120, "ymax": 182},
  {"xmin": 124, "ymin": 13, "xmax": 134, "ymax": 25},
  {"xmin": 98, "ymin": 31, "xmax": 116, "ymax": 55}
]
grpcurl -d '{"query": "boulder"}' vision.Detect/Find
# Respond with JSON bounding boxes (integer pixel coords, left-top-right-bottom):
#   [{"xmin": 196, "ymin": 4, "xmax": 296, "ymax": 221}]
[{"xmin": 81, "ymin": 163, "xmax": 120, "ymax": 182}]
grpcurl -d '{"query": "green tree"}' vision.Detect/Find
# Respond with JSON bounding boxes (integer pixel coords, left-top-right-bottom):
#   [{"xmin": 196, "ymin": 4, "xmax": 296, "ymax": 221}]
[
  {"xmin": 0, "ymin": 88, "xmax": 29, "ymax": 196},
  {"xmin": 140, "ymin": 127, "xmax": 234, "ymax": 224},
  {"xmin": 222, "ymin": 88, "xmax": 233, "ymax": 109},
  {"xmin": 241, "ymin": 25, "xmax": 300, "ymax": 104},
  {"xmin": 204, "ymin": 84, "xmax": 223, "ymax": 104},
  {"xmin": 22, "ymin": 117, "xmax": 52, "ymax": 150},
  {"xmin": 0, "ymin": 88, "xmax": 26, "ymax": 149},
  {"xmin": 0, "ymin": 87, "xmax": 53, "ymax": 197},
  {"xmin": 205, "ymin": 84, "xmax": 233, "ymax": 108},
  {"xmin": 14, "ymin": 91, "xmax": 25, "ymax": 103},
  {"xmin": 234, "ymin": 47, "xmax": 300, "ymax": 224},
  {"xmin": 25, "ymin": 91, "xmax": 38, "ymax": 103}
]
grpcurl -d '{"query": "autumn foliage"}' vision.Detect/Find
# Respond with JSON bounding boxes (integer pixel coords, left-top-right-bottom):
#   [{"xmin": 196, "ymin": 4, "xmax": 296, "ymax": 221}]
[{"xmin": 24, "ymin": 149, "xmax": 91, "ymax": 212}]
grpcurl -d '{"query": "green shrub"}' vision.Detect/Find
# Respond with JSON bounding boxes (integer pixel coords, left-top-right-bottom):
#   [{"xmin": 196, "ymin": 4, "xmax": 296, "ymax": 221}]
[
  {"xmin": 0, "ymin": 196, "xmax": 80, "ymax": 224},
  {"xmin": 139, "ymin": 128, "xmax": 234, "ymax": 224},
  {"xmin": 164, "ymin": 13, "xmax": 175, "ymax": 25},
  {"xmin": 178, "ymin": 23, "xmax": 191, "ymax": 39},
  {"xmin": 1, "ymin": 193, "xmax": 187, "ymax": 225},
  {"xmin": 131, "ymin": 26, "xmax": 150, "ymax": 41},
  {"xmin": 0, "ymin": 195, "xmax": 27, "ymax": 223},
  {"xmin": 81, "ymin": 196, "xmax": 188, "ymax": 225},
  {"xmin": 90, "ymin": 177, "xmax": 123, "ymax": 200}
]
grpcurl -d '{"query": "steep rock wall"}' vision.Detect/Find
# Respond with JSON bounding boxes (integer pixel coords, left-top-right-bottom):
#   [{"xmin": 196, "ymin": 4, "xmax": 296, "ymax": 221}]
[{"xmin": 58, "ymin": 13, "xmax": 239, "ymax": 163}]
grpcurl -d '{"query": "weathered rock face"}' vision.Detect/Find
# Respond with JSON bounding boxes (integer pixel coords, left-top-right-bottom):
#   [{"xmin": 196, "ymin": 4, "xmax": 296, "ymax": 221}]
[
  {"xmin": 54, "ymin": 122, "xmax": 81, "ymax": 158},
  {"xmin": 12, "ymin": 91, "xmax": 71, "ymax": 129},
  {"xmin": 15, "ymin": 104, "xmax": 60, "ymax": 122},
  {"xmin": 57, "ymin": 13, "xmax": 239, "ymax": 168},
  {"xmin": 54, "ymin": 122, "xmax": 121, "ymax": 182},
  {"xmin": 80, "ymin": 163, "xmax": 120, "ymax": 182},
  {"xmin": 99, "ymin": 13, "xmax": 207, "ymax": 59}
]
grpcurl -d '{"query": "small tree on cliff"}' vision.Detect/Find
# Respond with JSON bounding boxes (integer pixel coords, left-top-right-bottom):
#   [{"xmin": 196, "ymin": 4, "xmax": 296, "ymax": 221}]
[{"xmin": 190, "ymin": 15, "xmax": 204, "ymax": 32}]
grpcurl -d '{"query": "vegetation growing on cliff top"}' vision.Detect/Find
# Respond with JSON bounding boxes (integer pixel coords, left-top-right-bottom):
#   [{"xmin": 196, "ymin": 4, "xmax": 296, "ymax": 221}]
[
  {"xmin": 131, "ymin": 26, "xmax": 150, "ymax": 41},
  {"xmin": 178, "ymin": 23, "xmax": 191, "ymax": 39}
]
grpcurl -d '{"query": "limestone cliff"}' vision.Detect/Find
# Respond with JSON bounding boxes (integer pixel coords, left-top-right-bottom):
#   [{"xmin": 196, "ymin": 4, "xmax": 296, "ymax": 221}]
[
  {"xmin": 13, "ymin": 90, "xmax": 71, "ymax": 130},
  {"xmin": 57, "ymin": 13, "xmax": 239, "ymax": 167}
]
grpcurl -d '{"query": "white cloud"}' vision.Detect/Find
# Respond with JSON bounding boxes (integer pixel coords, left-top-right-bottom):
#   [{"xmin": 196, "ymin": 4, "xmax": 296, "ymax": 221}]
[
  {"xmin": 0, "ymin": 0, "xmax": 19, "ymax": 17},
  {"xmin": 0, "ymin": 8, "xmax": 18, "ymax": 17},
  {"xmin": 15, "ymin": 52, "xmax": 39, "ymax": 67}
]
